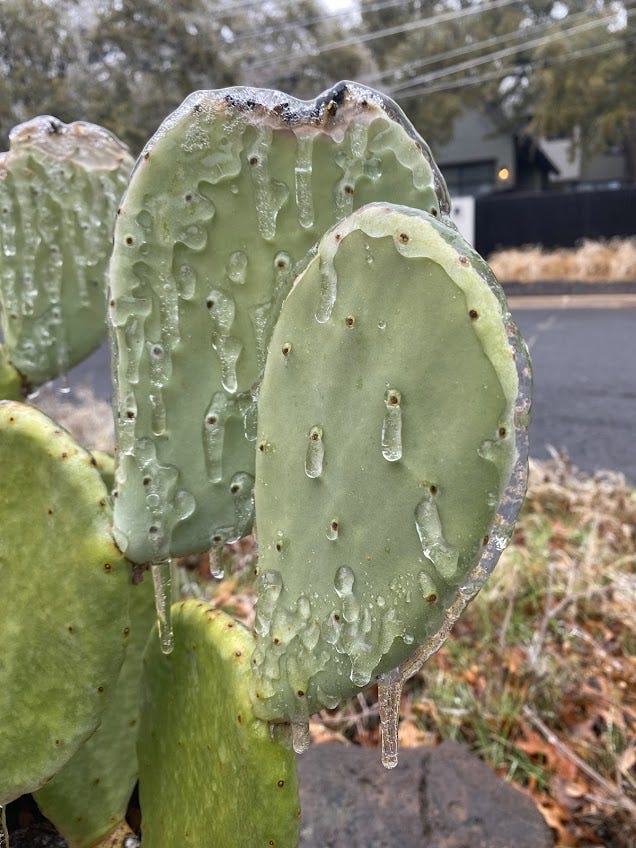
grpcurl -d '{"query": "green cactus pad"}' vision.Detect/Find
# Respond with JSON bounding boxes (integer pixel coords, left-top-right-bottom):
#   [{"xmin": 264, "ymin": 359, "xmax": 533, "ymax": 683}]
[
  {"xmin": 138, "ymin": 599, "xmax": 300, "ymax": 848},
  {"xmin": 0, "ymin": 344, "xmax": 22, "ymax": 399},
  {"xmin": 251, "ymin": 203, "xmax": 531, "ymax": 722},
  {"xmin": 91, "ymin": 450, "xmax": 116, "ymax": 493},
  {"xmin": 34, "ymin": 573, "xmax": 155, "ymax": 848},
  {"xmin": 108, "ymin": 81, "xmax": 451, "ymax": 564},
  {"xmin": 0, "ymin": 401, "xmax": 132, "ymax": 804},
  {"xmin": 0, "ymin": 116, "xmax": 133, "ymax": 389}
]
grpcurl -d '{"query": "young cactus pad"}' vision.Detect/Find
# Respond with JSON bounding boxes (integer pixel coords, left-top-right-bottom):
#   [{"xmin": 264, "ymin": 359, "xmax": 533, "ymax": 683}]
[
  {"xmin": 108, "ymin": 81, "xmax": 450, "ymax": 565},
  {"xmin": 137, "ymin": 600, "xmax": 300, "ymax": 848},
  {"xmin": 34, "ymin": 574, "xmax": 155, "ymax": 848},
  {"xmin": 0, "ymin": 401, "xmax": 131, "ymax": 804},
  {"xmin": 251, "ymin": 204, "xmax": 531, "ymax": 737},
  {"xmin": 0, "ymin": 116, "xmax": 133, "ymax": 389}
]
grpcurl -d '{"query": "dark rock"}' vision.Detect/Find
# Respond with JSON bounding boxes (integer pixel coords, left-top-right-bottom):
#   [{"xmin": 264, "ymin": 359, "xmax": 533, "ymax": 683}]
[
  {"xmin": 298, "ymin": 741, "xmax": 554, "ymax": 848},
  {"xmin": 298, "ymin": 744, "xmax": 424, "ymax": 847},
  {"xmin": 422, "ymin": 741, "xmax": 554, "ymax": 848}
]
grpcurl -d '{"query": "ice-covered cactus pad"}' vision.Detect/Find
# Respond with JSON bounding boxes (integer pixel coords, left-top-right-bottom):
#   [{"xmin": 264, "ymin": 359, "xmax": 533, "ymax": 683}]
[
  {"xmin": 138, "ymin": 600, "xmax": 300, "ymax": 847},
  {"xmin": 34, "ymin": 573, "xmax": 155, "ymax": 848},
  {"xmin": 0, "ymin": 116, "xmax": 133, "ymax": 388},
  {"xmin": 108, "ymin": 81, "xmax": 450, "ymax": 564},
  {"xmin": 251, "ymin": 204, "xmax": 531, "ymax": 722},
  {"xmin": 0, "ymin": 401, "xmax": 131, "ymax": 804}
]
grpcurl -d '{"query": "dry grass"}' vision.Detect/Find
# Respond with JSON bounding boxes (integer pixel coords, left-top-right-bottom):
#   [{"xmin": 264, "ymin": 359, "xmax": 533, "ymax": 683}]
[
  {"xmin": 31, "ymin": 384, "xmax": 115, "ymax": 453},
  {"xmin": 489, "ymin": 238, "xmax": 636, "ymax": 282}
]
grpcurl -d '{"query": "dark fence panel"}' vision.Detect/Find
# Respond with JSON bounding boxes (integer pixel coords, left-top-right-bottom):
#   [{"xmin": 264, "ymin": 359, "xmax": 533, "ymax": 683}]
[{"xmin": 475, "ymin": 186, "xmax": 636, "ymax": 256}]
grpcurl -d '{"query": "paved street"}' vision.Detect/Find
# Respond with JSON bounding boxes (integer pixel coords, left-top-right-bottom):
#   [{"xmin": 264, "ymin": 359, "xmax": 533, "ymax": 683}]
[
  {"xmin": 57, "ymin": 300, "xmax": 636, "ymax": 484},
  {"xmin": 511, "ymin": 304, "xmax": 636, "ymax": 483}
]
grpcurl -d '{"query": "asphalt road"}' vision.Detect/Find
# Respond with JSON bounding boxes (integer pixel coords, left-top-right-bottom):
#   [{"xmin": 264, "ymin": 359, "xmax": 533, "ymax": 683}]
[
  {"xmin": 511, "ymin": 305, "xmax": 636, "ymax": 483},
  {"xmin": 54, "ymin": 302, "xmax": 636, "ymax": 484}
]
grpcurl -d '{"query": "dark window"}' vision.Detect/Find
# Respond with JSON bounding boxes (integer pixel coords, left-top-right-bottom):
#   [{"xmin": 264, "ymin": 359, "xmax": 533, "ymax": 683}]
[{"xmin": 442, "ymin": 160, "xmax": 495, "ymax": 196}]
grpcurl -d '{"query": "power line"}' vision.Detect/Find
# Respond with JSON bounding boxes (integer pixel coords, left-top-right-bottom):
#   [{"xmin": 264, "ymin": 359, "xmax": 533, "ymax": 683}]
[
  {"xmin": 246, "ymin": 0, "xmax": 521, "ymax": 72},
  {"xmin": 387, "ymin": 11, "xmax": 629, "ymax": 96},
  {"xmin": 361, "ymin": 3, "xmax": 601, "ymax": 87},
  {"xmin": 230, "ymin": 0, "xmax": 405, "ymax": 43},
  {"xmin": 394, "ymin": 36, "xmax": 625, "ymax": 100}
]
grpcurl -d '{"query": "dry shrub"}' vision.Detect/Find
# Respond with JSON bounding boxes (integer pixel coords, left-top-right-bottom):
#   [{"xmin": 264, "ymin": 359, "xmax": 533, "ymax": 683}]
[
  {"xmin": 32, "ymin": 384, "xmax": 114, "ymax": 453},
  {"xmin": 489, "ymin": 238, "xmax": 636, "ymax": 282}
]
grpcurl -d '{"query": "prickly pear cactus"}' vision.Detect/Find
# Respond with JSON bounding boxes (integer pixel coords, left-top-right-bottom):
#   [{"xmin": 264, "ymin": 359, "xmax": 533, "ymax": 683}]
[
  {"xmin": 0, "ymin": 116, "xmax": 133, "ymax": 390},
  {"xmin": 0, "ymin": 344, "xmax": 21, "ymax": 399},
  {"xmin": 34, "ymin": 574, "xmax": 155, "ymax": 848},
  {"xmin": 138, "ymin": 600, "xmax": 300, "ymax": 847},
  {"xmin": 251, "ymin": 204, "xmax": 531, "ymax": 747},
  {"xmin": 108, "ymin": 81, "xmax": 451, "ymax": 565},
  {"xmin": 0, "ymin": 401, "xmax": 132, "ymax": 804}
]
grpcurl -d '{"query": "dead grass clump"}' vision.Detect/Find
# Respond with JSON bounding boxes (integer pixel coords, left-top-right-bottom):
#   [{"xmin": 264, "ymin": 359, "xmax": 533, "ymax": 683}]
[
  {"xmin": 32, "ymin": 384, "xmax": 115, "ymax": 453},
  {"xmin": 489, "ymin": 238, "xmax": 636, "ymax": 282}
]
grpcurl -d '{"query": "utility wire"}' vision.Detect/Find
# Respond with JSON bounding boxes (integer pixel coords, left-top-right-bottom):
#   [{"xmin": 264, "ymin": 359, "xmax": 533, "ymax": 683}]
[
  {"xmin": 361, "ymin": 3, "xmax": 605, "ymax": 87},
  {"xmin": 387, "ymin": 12, "xmax": 629, "ymax": 96},
  {"xmin": 394, "ymin": 36, "xmax": 625, "ymax": 100},
  {"xmin": 247, "ymin": 0, "xmax": 521, "ymax": 72},
  {"xmin": 230, "ymin": 0, "xmax": 405, "ymax": 43}
]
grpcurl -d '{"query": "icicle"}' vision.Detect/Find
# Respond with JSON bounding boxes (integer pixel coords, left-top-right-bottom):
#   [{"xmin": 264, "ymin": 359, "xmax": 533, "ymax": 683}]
[
  {"xmin": 151, "ymin": 559, "xmax": 174, "ymax": 655},
  {"xmin": 208, "ymin": 547, "xmax": 224, "ymax": 581},
  {"xmin": 377, "ymin": 668, "xmax": 404, "ymax": 769},
  {"xmin": 291, "ymin": 721, "xmax": 311, "ymax": 754},
  {"xmin": 304, "ymin": 425, "xmax": 324, "ymax": 478}
]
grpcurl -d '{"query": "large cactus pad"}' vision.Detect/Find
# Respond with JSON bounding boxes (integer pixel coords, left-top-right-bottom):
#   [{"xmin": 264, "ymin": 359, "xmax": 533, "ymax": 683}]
[
  {"xmin": 108, "ymin": 81, "xmax": 450, "ymax": 564},
  {"xmin": 251, "ymin": 204, "xmax": 531, "ymax": 722},
  {"xmin": 0, "ymin": 402, "xmax": 131, "ymax": 804},
  {"xmin": 0, "ymin": 116, "xmax": 132, "ymax": 389},
  {"xmin": 138, "ymin": 600, "xmax": 300, "ymax": 847},
  {"xmin": 34, "ymin": 574, "xmax": 155, "ymax": 848}
]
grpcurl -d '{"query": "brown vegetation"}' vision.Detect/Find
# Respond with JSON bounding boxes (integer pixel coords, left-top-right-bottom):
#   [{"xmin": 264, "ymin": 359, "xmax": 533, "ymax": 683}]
[{"xmin": 489, "ymin": 238, "xmax": 636, "ymax": 283}]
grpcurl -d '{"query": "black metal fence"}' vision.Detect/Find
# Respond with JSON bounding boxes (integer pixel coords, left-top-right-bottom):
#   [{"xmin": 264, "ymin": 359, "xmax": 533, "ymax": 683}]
[{"xmin": 475, "ymin": 186, "xmax": 636, "ymax": 257}]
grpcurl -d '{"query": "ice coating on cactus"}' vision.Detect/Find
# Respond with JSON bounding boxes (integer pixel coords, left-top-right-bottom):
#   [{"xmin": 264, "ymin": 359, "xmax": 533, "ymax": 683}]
[
  {"xmin": 0, "ymin": 401, "xmax": 131, "ymax": 804},
  {"xmin": 34, "ymin": 573, "xmax": 155, "ymax": 848},
  {"xmin": 137, "ymin": 600, "xmax": 300, "ymax": 847},
  {"xmin": 251, "ymin": 203, "xmax": 531, "ymax": 722},
  {"xmin": 0, "ymin": 116, "xmax": 133, "ymax": 389},
  {"xmin": 108, "ymin": 81, "xmax": 450, "ymax": 564}
]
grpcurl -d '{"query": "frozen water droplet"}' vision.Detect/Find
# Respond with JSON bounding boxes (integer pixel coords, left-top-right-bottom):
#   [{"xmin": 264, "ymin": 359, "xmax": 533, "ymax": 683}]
[
  {"xmin": 295, "ymin": 135, "xmax": 315, "ymax": 228},
  {"xmin": 315, "ymin": 249, "xmax": 338, "ymax": 324},
  {"xmin": 378, "ymin": 669, "xmax": 403, "ymax": 769},
  {"xmin": 292, "ymin": 721, "xmax": 310, "ymax": 754},
  {"xmin": 208, "ymin": 548, "xmax": 224, "ymax": 580},
  {"xmin": 334, "ymin": 565, "xmax": 355, "ymax": 598},
  {"xmin": 377, "ymin": 595, "xmax": 386, "ymax": 608},
  {"xmin": 382, "ymin": 389, "xmax": 402, "ymax": 462},
  {"xmin": 305, "ymin": 425, "xmax": 324, "ymax": 478},
  {"xmin": 151, "ymin": 559, "xmax": 174, "ymax": 655},
  {"xmin": 377, "ymin": 319, "xmax": 386, "ymax": 330},
  {"xmin": 203, "ymin": 392, "xmax": 229, "ymax": 483},
  {"xmin": 176, "ymin": 263, "xmax": 197, "ymax": 300},
  {"xmin": 229, "ymin": 471, "xmax": 255, "ymax": 538},
  {"xmin": 415, "ymin": 493, "xmax": 459, "ymax": 580},
  {"xmin": 326, "ymin": 518, "xmax": 339, "ymax": 541},
  {"xmin": 226, "ymin": 250, "xmax": 248, "ymax": 284},
  {"xmin": 136, "ymin": 209, "xmax": 153, "ymax": 229}
]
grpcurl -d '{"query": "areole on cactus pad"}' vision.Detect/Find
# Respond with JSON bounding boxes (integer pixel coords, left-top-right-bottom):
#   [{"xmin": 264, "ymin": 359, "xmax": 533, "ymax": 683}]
[
  {"xmin": 108, "ymin": 81, "xmax": 451, "ymax": 567},
  {"xmin": 251, "ymin": 204, "xmax": 531, "ymax": 764}
]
